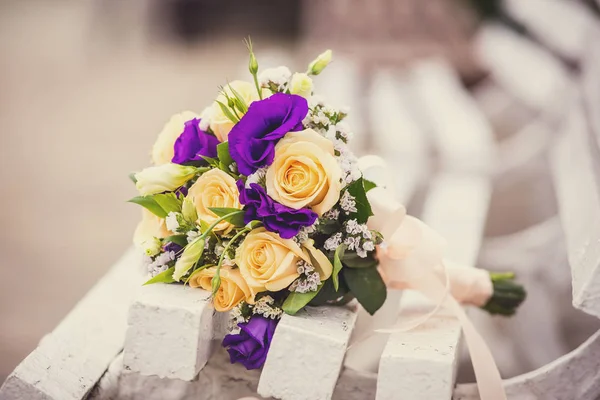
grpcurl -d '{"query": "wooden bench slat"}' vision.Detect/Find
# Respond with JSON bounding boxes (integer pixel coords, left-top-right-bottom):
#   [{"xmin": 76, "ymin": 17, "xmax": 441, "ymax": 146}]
[
  {"xmin": 475, "ymin": 25, "xmax": 570, "ymax": 113},
  {"xmin": 122, "ymin": 284, "xmax": 222, "ymax": 381},
  {"xmin": 257, "ymin": 303, "xmax": 359, "ymax": 400},
  {"xmin": 550, "ymin": 102, "xmax": 600, "ymax": 318}
]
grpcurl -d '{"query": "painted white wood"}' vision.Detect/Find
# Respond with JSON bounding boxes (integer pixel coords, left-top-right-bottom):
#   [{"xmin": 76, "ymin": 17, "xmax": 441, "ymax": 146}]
[
  {"xmin": 89, "ymin": 347, "xmax": 377, "ymax": 400},
  {"xmin": 409, "ymin": 60, "xmax": 495, "ymax": 174},
  {"xmin": 0, "ymin": 248, "xmax": 143, "ymax": 400},
  {"xmin": 503, "ymin": 0, "xmax": 594, "ymax": 63},
  {"xmin": 123, "ymin": 284, "xmax": 222, "ymax": 381},
  {"xmin": 550, "ymin": 103, "xmax": 600, "ymax": 318},
  {"xmin": 475, "ymin": 25, "xmax": 570, "ymax": 113},
  {"xmin": 377, "ymin": 174, "xmax": 491, "ymax": 400},
  {"xmin": 454, "ymin": 330, "xmax": 600, "ymax": 400},
  {"xmin": 257, "ymin": 302, "xmax": 359, "ymax": 400}
]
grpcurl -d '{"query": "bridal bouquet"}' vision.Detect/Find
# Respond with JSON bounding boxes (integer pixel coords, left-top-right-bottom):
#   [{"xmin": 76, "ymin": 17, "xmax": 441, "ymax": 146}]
[{"xmin": 130, "ymin": 41, "xmax": 525, "ymax": 371}]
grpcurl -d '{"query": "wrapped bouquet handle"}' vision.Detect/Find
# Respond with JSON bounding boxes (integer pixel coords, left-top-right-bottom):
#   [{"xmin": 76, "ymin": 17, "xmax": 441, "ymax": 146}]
[{"xmin": 359, "ymin": 155, "xmax": 507, "ymax": 400}]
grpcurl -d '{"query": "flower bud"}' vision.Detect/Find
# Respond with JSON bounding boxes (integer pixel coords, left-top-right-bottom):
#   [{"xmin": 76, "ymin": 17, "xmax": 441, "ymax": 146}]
[
  {"xmin": 182, "ymin": 196, "xmax": 198, "ymax": 224},
  {"xmin": 289, "ymin": 73, "xmax": 313, "ymax": 98},
  {"xmin": 307, "ymin": 50, "xmax": 332, "ymax": 76},
  {"xmin": 173, "ymin": 237, "xmax": 205, "ymax": 281},
  {"xmin": 135, "ymin": 164, "xmax": 197, "ymax": 196},
  {"xmin": 143, "ymin": 237, "xmax": 162, "ymax": 257},
  {"xmin": 249, "ymin": 52, "xmax": 258, "ymax": 75}
]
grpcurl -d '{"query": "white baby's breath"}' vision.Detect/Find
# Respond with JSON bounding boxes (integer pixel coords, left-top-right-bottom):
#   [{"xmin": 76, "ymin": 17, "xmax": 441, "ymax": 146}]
[{"xmin": 165, "ymin": 212, "xmax": 180, "ymax": 232}]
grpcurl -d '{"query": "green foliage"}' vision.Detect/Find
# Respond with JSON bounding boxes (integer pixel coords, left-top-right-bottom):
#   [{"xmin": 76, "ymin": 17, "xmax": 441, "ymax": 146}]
[
  {"xmin": 363, "ymin": 179, "xmax": 377, "ymax": 192},
  {"xmin": 128, "ymin": 196, "xmax": 168, "ymax": 218},
  {"xmin": 346, "ymin": 178, "xmax": 374, "ymax": 223},
  {"xmin": 128, "ymin": 172, "xmax": 138, "ymax": 184},
  {"xmin": 343, "ymin": 266, "xmax": 387, "ymax": 315},
  {"xmin": 227, "ymin": 83, "xmax": 249, "ymax": 113},
  {"xmin": 282, "ymin": 285, "xmax": 323, "ymax": 315},
  {"xmin": 217, "ymin": 142, "xmax": 235, "ymax": 173},
  {"xmin": 153, "ymin": 192, "xmax": 183, "ymax": 215},
  {"xmin": 208, "ymin": 207, "xmax": 245, "ymax": 227},
  {"xmin": 143, "ymin": 267, "xmax": 176, "ymax": 285},
  {"xmin": 163, "ymin": 235, "xmax": 188, "ymax": 247},
  {"xmin": 342, "ymin": 251, "xmax": 378, "ymax": 269},
  {"xmin": 215, "ymin": 100, "xmax": 239, "ymax": 123},
  {"xmin": 332, "ymin": 244, "xmax": 345, "ymax": 291}
]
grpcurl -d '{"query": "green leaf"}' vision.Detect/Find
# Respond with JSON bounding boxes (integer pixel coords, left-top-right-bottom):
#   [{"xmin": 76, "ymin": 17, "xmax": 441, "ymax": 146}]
[
  {"xmin": 317, "ymin": 219, "xmax": 341, "ymax": 235},
  {"xmin": 227, "ymin": 83, "xmax": 249, "ymax": 113},
  {"xmin": 342, "ymin": 251, "xmax": 378, "ymax": 268},
  {"xmin": 153, "ymin": 193, "xmax": 183, "ymax": 215},
  {"xmin": 128, "ymin": 196, "xmax": 167, "ymax": 218},
  {"xmin": 363, "ymin": 179, "xmax": 377, "ymax": 192},
  {"xmin": 346, "ymin": 178, "xmax": 374, "ymax": 223},
  {"xmin": 282, "ymin": 285, "xmax": 324, "ymax": 315},
  {"xmin": 208, "ymin": 207, "xmax": 245, "ymax": 227},
  {"xmin": 217, "ymin": 142, "xmax": 234, "ymax": 171},
  {"xmin": 200, "ymin": 156, "xmax": 220, "ymax": 168},
  {"xmin": 163, "ymin": 235, "xmax": 188, "ymax": 247},
  {"xmin": 143, "ymin": 266, "xmax": 175, "ymax": 285},
  {"xmin": 215, "ymin": 100, "xmax": 239, "ymax": 123},
  {"xmin": 128, "ymin": 172, "xmax": 138, "ymax": 184},
  {"xmin": 343, "ymin": 267, "xmax": 387, "ymax": 315},
  {"xmin": 332, "ymin": 244, "xmax": 345, "ymax": 291}
]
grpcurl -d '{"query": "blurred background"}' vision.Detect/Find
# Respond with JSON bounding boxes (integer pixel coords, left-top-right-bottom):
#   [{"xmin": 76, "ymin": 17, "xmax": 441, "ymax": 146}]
[{"xmin": 2, "ymin": 0, "xmax": 600, "ymax": 385}]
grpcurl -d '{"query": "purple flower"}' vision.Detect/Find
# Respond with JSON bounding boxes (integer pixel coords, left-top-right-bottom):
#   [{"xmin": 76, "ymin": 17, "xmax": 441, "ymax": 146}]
[
  {"xmin": 228, "ymin": 93, "xmax": 308, "ymax": 175},
  {"xmin": 162, "ymin": 241, "xmax": 182, "ymax": 254},
  {"xmin": 237, "ymin": 180, "xmax": 317, "ymax": 239},
  {"xmin": 222, "ymin": 315, "xmax": 278, "ymax": 370},
  {"xmin": 172, "ymin": 118, "xmax": 219, "ymax": 164}
]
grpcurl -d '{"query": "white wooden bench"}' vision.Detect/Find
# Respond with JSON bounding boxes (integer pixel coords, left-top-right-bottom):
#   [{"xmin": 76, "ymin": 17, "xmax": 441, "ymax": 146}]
[
  {"xmin": 6, "ymin": 26, "xmax": 600, "ymax": 400},
  {"xmin": 455, "ymin": 35, "xmax": 600, "ymax": 399}
]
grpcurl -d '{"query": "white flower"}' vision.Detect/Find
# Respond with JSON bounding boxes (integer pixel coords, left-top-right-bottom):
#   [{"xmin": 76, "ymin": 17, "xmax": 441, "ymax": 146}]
[
  {"xmin": 258, "ymin": 66, "xmax": 291, "ymax": 90},
  {"xmin": 198, "ymin": 107, "xmax": 212, "ymax": 131},
  {"xmin": 143, "ymin": 237, "xmax": 162, "ymax": 257},
  {"xmin": 165, "ymin": 212, "xmax": 180, "ymax": 232},
  {"xmin": 186, "ymin": 230, "xmax": 200, "ymax": 243},
  {"xmin": 246, "ymin": 167, "xmax": 268, "ymax": 188},
  {"xmin": 289, "ymin": 73, "xmax": 313, "ymax": 98},
  {"xmin": 324, "ymin": 232, "xmax": 343, "ymax": 251},
  {"xmin": 340, "ymin": 191, "xmax": 358, "ymax": 214},
  {"xmin": 322, "ymin": 208, "xmax": 340, "ymax": 220},
  {"xmin": 135, "ymin": 163, "xmax": 197, "ymax": 196}
]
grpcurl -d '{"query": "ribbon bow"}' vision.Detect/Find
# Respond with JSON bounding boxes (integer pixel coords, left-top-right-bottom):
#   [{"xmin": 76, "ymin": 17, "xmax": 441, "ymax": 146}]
[{"xmin": 352, "ymin": 156, "xmax": 506, "ymax": 400}]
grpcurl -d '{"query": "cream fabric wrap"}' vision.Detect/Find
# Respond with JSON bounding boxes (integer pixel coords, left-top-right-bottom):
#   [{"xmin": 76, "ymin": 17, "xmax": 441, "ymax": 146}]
[{"xmin": 345, "ymin": 156, "xmax": 505, "ymax": 400}]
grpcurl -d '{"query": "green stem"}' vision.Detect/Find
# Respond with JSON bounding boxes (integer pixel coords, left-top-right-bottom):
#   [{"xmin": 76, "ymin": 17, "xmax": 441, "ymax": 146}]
[
  {"xmin": 481, "ymin": 272, "xmax": 527, "ymax": 316},
  {"xmin": 199, "ymin": 211, "xmax": 244, "ymax": 240},
  {"xmin": 253, "ymin": 74, "xmax": 263, "ymax": 100},
  {"xmin": 211, "ymin": 227, "xmax": 250, "ymax": 294}
]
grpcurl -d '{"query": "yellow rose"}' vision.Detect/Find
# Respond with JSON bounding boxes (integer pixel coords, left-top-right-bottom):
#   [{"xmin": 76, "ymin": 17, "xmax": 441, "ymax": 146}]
[
  {"xmin": 209, "ymin": 80, "xmax": 260, "ymax": 142},
  {"xmin": 133, "ymin": 209, "xmax": 172, "ymax": 249},
  {"xmin": 189, "ymin": 266, "xmax": 254, "ymax": 311},
  {"xmin": 236, "ymin": 228, "xmax": 308, "ymax": 292},
  {"xmin": 187, "ymin": 169, "xmax": 240, "ymax": 235},
  {"xmin": 266, "ymin": 129, "xmax": 342, "ymax": 215},
  {"xmin": 151, "ymin": 111, "xmax": 199, "ymax": 165}
]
